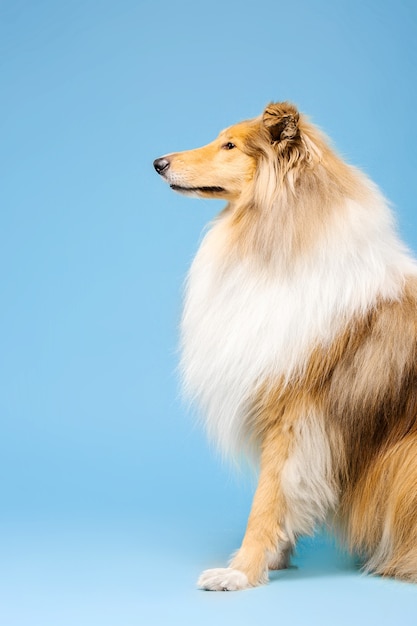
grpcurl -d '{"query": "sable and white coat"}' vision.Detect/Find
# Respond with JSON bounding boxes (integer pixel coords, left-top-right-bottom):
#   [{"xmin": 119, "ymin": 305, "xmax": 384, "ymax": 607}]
[{"xmin": 154, "ymin": 102, "xmax": 417, "ymax": 590}]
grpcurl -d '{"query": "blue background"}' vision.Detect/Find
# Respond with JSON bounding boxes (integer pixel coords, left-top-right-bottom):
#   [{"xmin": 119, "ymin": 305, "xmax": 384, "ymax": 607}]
[{"xmin": 2, "ymin": 0, "xmax": 417, "ymax": 624}]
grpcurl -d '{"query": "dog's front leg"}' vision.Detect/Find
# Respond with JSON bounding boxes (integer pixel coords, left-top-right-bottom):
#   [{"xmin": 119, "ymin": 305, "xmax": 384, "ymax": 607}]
[{"xmin": 198, "ymin": 426, "xmax": 292, "ymax": 591}]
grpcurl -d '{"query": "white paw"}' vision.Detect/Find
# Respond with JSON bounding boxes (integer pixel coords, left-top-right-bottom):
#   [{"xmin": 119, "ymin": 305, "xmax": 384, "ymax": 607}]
[{"xmin": 197, "ymin": 567, "xmax": 250, "ymax": 591}]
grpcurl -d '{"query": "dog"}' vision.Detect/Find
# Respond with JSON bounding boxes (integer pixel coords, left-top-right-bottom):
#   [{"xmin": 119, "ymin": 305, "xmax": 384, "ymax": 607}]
[{"xmin": 154, "ymin": 102, "xmax": 417, "ymax": 590}]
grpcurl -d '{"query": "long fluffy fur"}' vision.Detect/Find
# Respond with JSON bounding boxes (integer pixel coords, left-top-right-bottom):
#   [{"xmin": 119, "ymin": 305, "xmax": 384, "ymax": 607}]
[{"xmin": 154, "ymin": 102, "xmax": 417, "ymax": 589}]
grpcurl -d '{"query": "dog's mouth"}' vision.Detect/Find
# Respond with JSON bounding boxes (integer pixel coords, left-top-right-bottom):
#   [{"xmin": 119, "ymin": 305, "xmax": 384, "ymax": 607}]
[{"xmin": 170, "ymin": 184, "xmax": 226, "ymax": 195}]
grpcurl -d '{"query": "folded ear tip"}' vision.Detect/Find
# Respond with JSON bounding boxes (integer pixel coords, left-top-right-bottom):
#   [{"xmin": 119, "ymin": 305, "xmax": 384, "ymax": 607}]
[
  {"xmin": 262, "ymin": 101, "xmax": 300, "ymax": 141},
  {"xmin": 263, "ymin": 101, "xmax": 299, "ymax": 121}
]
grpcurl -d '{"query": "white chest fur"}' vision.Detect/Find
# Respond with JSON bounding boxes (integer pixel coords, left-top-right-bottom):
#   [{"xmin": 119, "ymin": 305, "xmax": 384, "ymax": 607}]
[{"xmin": 180, "ymin": 201, "xmax": 415, "ymax": 455}]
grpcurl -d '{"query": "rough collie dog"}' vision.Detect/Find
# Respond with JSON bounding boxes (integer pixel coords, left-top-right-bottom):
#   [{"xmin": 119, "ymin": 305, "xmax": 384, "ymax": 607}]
[{"xmin": 153, "ymin": 102, "xmax": 417, "ymax": 591}]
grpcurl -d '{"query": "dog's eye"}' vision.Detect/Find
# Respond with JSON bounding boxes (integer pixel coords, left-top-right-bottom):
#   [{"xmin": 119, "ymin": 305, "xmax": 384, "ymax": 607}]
[{"xmin": 223, "ymin": 142, "xmax": 236, "ymax": 150}]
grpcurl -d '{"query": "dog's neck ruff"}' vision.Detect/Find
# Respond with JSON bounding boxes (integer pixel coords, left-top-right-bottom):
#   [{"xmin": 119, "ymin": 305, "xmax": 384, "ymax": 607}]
[{"xmin": 180, "ymin": 189, "xmax": 417, "ymax": 457}]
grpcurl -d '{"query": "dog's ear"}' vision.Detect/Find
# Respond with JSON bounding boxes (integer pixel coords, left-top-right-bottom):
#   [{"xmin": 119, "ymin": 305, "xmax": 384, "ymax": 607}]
[{"xmin": 262, "ymin": 102, "xmax": 299, "ymax": 143}]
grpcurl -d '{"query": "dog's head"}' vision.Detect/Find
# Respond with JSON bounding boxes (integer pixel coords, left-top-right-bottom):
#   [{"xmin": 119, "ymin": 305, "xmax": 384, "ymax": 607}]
[{"xmin": 153, "ymin": 102, "xmax": 303, "ymax": 202}]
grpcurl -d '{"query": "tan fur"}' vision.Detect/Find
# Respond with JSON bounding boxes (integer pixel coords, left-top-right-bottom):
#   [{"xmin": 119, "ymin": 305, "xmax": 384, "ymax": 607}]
[
  {"xmin": 155, "ymin": 102, "xmax": 417, "ymax": 587},
  {"xmin": 166, "ymin": 103, "xmax": 368, "ymax": 271},
  {"xmin": 231, "ymin": 276, "xmax": 417, "ymax": 585},
  {"xmin": 230, "ymin": 392, "xmax": 307, "ymax": 585},
  {"xmin": 343, "ymin": 433, "xmax": 417, "ymax": 581}
]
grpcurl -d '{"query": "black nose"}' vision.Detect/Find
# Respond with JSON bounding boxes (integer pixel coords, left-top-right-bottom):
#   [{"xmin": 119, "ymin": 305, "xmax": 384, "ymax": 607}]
[{"xmin": 153, "ymin": 157, "xmax": 170, "ymax": 175}]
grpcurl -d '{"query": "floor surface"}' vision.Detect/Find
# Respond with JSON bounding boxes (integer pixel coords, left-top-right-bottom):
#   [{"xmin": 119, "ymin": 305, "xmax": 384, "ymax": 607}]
[{"xmin": 2, "ymin": 515, "xmax": 416, "ymax": 626}]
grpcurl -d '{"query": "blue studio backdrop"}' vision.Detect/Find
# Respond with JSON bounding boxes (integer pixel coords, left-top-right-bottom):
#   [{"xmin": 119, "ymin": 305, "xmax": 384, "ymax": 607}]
[{"xmin": 1, "ymin": 1, "xmax": 417, "ymax": 624}]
